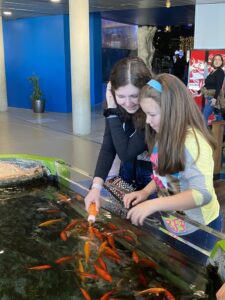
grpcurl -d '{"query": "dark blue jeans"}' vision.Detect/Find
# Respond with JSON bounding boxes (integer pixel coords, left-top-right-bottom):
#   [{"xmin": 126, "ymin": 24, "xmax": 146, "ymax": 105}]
[
  {"xmin": 203, "ymin": 96, "xmax": 223, "ymax": 125},
  {"xmin": 119, "ymin": 160, "xmax": 152, "ymax": 190}
]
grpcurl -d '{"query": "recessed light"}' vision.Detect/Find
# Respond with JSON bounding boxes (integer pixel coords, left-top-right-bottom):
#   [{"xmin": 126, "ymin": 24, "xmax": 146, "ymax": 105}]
[
  {"xmin": 50, "ymin": 0, "xmax": 61, "ymax": 2},
  {"xmin": 3, "ymin": 11, "xmax": 12, "ymax": 16}
]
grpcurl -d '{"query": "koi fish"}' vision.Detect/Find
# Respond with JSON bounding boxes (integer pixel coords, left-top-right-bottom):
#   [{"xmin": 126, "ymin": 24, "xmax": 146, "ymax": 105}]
[
  {"xmin": 84, "ymin": 241, "xmax": 91, "ymax": 264},
  {"xmin": 80, "ymin": 287, "xmax": 92, "ymax": 300},
  {"xmin": 54, "ymin": 255, "xmax": 73, "ymax": 264},
  {"xmin": 132, "ymin": 250, "xmax": 139, "ymax": 264},
  {"xmin": 43, "ymin": 209, "xmax": 61, "ymax": 214},
  {"xmin": 93, "ymin": 264, "xmax": 112, "ymax": 283},
  {"xmin": 100, "ymin": 289, "xmax": 116, "ymax": 300},
  {"xmin": 55, "ymin": 192, "xmax": 71, "ymax": 203},
  {"xmin": 59, "ymin": 230, "xmax": 68, "ymax": 241},
  {"xmin": 92, "ymin": 227, "xmax": 103, "ymax": 242},
  {"xmin": 37, "ymin": 207, "xmax": 52, "ymax": 212},
  {"xmin": 64, "ymin": 219, "xmax": 79, "ymax": 231},
  {"xmin": 135, "ymin": 287, "xmax": 175, "ymax": 300},
  {"xmin": 97, "ymin": 241, "xmax": 108, "ymax": 256},
  {"xmin": 104, "ymin": 246, "xmax": 120, "ymax": 260},
  {"xmin": 107, "ymin": 234, "xmax": 116, "ymax": 250},
  {"xmin": 27, "ymin": 264, "xmax": 52, "ymax": 270},
  {"xmin": 138, "ymin": 258, "xmax": 157, "ymax": 269},
  {"xmin": 38, "ymin": 218, "xmax": 64, "ymax": 227},
  {"xmin": 78, "ymin": 259, "xmax": 84, "ymax": 273},
  {"xmin": 107, "ymin": 222, "xmax": 117, "ymax": 230},
  {"xmin": 97, "ymin": 257, "xmax": 107, "ymax": 271},
  {"xmin": 78, "ymin": 271, "xmax": 99, "ymax": 280},
  {"xmin": 138, "ymin": 271, "xmax": 148, "ymax": 287},
  {"xmin": 88, "ymin": 226, "xmax": 95, "ymax": 239}
]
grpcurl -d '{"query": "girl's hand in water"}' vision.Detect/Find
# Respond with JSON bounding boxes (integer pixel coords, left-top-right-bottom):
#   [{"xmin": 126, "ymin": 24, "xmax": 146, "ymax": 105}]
[
  {"xmin": 123, "ymin": 190, "xmax": 149, "ymax": 209},
  {"xmin": 106, "ymin": 82, "xmax": 117, "ymax": 108}
]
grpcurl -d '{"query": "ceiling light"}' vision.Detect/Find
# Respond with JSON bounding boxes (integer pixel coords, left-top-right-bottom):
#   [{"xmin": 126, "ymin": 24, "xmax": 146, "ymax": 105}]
[
  {"xmin": 50, "ymin": 0, "xmax": 61, "ymax": 2},
  {"xmin": 166, "ymin": 0, "xmax": 171, "ymax": 8},
  {"xmin": 3, "ymin": 11, "xmax": 12, "ymax": 16}
]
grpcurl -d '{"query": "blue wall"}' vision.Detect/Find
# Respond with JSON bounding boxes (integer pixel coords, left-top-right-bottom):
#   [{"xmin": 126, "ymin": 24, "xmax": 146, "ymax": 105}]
[
  {"xmin": 3, "ymin": 15, "xmax": 71, "ymax": 112},
  {"xmin": 90, "ymin": 13, "xmax": 103, "ymax": 106},
  {"xmin": 3, "ymin": 14, "xmax": 102, "ymax": 112}
]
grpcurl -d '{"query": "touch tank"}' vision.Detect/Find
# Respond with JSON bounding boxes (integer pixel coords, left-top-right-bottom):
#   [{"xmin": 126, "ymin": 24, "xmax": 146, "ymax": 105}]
[{"xmin": 0, "ymin": 155, "xmax": 224, "ymax": 300}]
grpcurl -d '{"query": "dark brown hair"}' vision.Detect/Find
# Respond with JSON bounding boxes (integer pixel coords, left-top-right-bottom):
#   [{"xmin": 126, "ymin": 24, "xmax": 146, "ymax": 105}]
[
  {"xmin": 211, "ymin": 54, "xmax": 224, "ymax": 68},
  {"xmin": 139, "ymin": 73, "xmax": 217, "ymax": 175},
  {"xmin": 108, "ymin": 57, "xmax": 152, "ymax": 129}
]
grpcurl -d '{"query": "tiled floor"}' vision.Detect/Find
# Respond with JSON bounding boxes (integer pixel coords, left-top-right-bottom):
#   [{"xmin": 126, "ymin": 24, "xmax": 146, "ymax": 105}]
[{"xmin": 0, "ymin": 106, "xmax": 105, "ymax": 176}]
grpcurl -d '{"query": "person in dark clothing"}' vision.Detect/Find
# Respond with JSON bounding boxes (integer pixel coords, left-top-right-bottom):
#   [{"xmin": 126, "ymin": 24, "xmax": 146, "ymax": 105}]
[
  {"xmin": 202, "ymin": 54, "xmax": 225, "ymax": 124},
  {"xmin": 173, "ymin": 54, "xmax": 186, "ymax": 81},
  {"xmin": 84, "ymin": 57, "xmax": 153, "ymax": 211}
]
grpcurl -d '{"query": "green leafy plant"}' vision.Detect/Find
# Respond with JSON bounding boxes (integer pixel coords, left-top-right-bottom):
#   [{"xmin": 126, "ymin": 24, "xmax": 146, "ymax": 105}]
[{"xmin": 28, "ymin": 76, "xmax": 43, "ymax": 101}]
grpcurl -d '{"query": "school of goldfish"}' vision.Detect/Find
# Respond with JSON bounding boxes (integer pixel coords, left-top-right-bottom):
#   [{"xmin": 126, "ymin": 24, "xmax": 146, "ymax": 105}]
[{"xmin": 27, "ymin": 193, "xmax": 175, "ymax": 300}]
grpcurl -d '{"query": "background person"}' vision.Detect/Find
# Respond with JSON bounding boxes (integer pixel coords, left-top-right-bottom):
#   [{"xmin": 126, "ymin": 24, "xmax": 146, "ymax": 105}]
[
  {"xmin": 85, "ymin": 57, "xmax": 153, "ymax": 212},
  {"xmin": 202, "ymin": 54, "xmax": 225, "ymax": 124}
]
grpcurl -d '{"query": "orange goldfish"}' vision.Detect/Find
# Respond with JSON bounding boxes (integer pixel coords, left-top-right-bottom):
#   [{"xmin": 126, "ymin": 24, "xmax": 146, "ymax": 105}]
[
  {"xmin": 132, "ymin": 250, "xmax": 139, "ymax": 264},
  {"xmin": 84, "ymin": 241, "xmax": 91, "ymax": 264},
  {"xmin": 107, "ymin": 234, "xmax": 116, "ymax": 250},
  {"xmin": 94, "ymin": 264, "xmax": 112, "ymax": 283},
  {"xmin": 54, "ymin": 255, "xmax": 73, "ymax": 264},
  {"xmin": 100, "ymin": 289, "xmax": 116, "ymax": 300},
  {"xmin": 55, "ymin": 192, "xmax": 71, "ymax": 203},
  {"xmin": 92, "ymin": 227, "xmax": 103, "ymax": 242},
  {"xmin": 104, "ymin": 247, "xmax": 120, "ymax": 260},
  {"xmin": 78, "ymin": 259, "xmax": 84, "ymax": 273},
  {"xmin": 64, "ymin": 219, "xmax": 79, "ymax": 231},
  {"xmin": 27, "ymin": 264, "xmax": 52, "ymax": 270},
  {"xmin": 97, "ymin": 257, "xmax": 107, "ymax": 271},
  {"xmin": 78, "ymin": 271, "xmax": 99, "ymax": 280},
  {"xmin": 97, "ymin": 241, "xmax": 108, "ymax": 256},
  {"xmin": 80, "ymin": 287, "xmax": 91, "ymax": 300},
  {"xmin": 43, "ymin": 209, "xmax": 61, "ymax": 213},
  {"xmin": 135, "ymin": 287, "xmax": 175, "ymax": 300},
  {"xmin": 139, "ymin": 258, "xmax": 157, "ymax": 269},
  {"xmin": 38, "ymin": 218, "xmax": 64, "ymax": 227},
  {"xmin": 107, "ymin": 222, "xmax": 117, "ymax": 230},
  {"xmin": 59, "ymin": 230, "xmax": 68, "ymax": 241},
  {"xmin": 88, "ymin": 226, "xmax": 95, "ymax": 239}
]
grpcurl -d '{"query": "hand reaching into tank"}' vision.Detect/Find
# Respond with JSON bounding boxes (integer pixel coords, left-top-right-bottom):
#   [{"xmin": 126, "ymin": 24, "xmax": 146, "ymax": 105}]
[
  {"xmin": 106, "ymin": 82, "xmax": 117, "ymax": 108},
  {"xmin": 123, "ymin": 189, "xmax": 149, "ymax": 209},
  {"xmin": 126, "ymin": 200, "xmax": 158, "ymax": 226},
  {"xmin": 84, "ymin": 188, "xmax": 101, "ymax": 212}
]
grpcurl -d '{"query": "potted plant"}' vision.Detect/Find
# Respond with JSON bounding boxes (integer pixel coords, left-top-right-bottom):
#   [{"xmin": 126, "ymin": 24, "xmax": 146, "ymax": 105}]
[{"xmin": 28, "ymin": 75, "xmax": 45, "ymax": 113}]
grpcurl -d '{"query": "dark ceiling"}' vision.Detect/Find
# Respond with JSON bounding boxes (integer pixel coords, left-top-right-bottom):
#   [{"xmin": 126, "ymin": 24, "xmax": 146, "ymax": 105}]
[{"xmin": 0, "ymin": 0, "xmax": 224, "ymax": 26}]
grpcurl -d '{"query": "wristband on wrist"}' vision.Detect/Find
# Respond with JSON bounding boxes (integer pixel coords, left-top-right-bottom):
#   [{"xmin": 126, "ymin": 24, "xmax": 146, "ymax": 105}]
[
  {"xmin": 103, "ymin": 108, "xmax": 120, "ymax": 118},
  {"xmin": 91, "ymin": 183, "xmax": 102, "ymax": 191}
]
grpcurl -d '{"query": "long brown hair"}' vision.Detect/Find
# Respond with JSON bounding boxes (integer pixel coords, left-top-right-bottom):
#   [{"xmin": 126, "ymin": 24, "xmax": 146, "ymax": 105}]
[
  {"xmin": 108, "ymin": 57, "xmax": 152, "ymax": 129},
  {"xmin": 139, "ymin": 73, "xmax": 217, "ymax": 175}
]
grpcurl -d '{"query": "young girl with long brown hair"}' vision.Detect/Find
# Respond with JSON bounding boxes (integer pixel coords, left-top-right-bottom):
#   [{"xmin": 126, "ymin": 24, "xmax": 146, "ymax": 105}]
[{"xmin": 124, "ymin": 73, "xmax": 222, "ymax": 263}]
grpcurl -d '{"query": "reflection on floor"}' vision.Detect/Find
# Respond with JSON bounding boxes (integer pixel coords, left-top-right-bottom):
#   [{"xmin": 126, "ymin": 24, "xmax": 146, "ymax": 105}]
[{"xmin": 0, "ymin": 107, "xmax": 105, "ymax": 176}]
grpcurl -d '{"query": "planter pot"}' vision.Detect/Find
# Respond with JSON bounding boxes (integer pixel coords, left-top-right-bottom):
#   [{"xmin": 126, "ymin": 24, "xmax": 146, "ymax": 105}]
[{"xmin": 32, "ymin": 99, "xmax": 45, "ymax": 113}]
